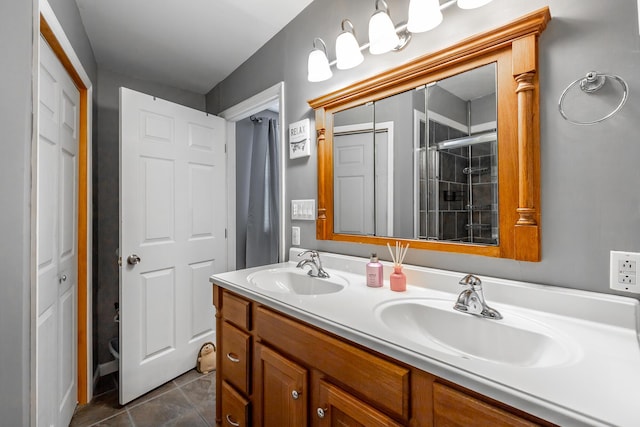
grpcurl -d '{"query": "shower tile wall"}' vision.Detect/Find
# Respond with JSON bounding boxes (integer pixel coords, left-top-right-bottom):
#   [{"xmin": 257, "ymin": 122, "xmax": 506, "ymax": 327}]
[
  {"xmin": 421, "ymin": 120, "xmax": 498, "ymax": 244},
  {"xmin": 426, "ymin": 120, "xmax": 469, "ymax": 241}
]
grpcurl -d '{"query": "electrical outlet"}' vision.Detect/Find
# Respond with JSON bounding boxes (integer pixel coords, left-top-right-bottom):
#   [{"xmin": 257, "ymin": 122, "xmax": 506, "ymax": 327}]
[
  {"xmin": 618, "ymin": 274, "xmax": 636, "ymax": 285},
  {"xmin": 610, "ymin": 251, "xmax": 640, "ymax": 293},
  {"xmin": 619, "ymin": 259, "xmax": 636, "ymax": 273}
]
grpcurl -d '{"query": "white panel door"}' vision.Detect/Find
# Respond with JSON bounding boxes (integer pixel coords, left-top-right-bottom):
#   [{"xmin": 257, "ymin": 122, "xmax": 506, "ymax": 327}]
[
  {"xmin": 119, "ymin": 88, "xmax": 227, "ymax": 404},
  {"xmin": 36, "ymin": 36, "xmax": 79, "ymax": 427},
  {"xmin": 334, "ymin": 132, "xmax": 374, "ymax": 235},
  {"xmin": 333, "ymin": 124, "xmax": 391, "ymax": 236}
]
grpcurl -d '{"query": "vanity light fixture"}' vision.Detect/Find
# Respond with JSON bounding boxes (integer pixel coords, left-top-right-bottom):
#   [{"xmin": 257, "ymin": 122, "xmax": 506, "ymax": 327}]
[
  {"xmin": 407, "ymin": 0, "xmax": 443, "ymax": 33},
  {"xmin": 335, "ymin": 19, "xmax": 364, "ymax": 70},
  {"xmin": 369, "ymin": 0, "xmax": 410, "ymax": 54},
  {"xmin": 307, "ymin": 0, "xmax": 494, "ymax": 82},
  {"xmin": 307, "ymin": 37, "xmax": 333, "ymax": 82},
  {"xmin": 457, "ymin": 0, "xmax": 494, "ymax": 9}
]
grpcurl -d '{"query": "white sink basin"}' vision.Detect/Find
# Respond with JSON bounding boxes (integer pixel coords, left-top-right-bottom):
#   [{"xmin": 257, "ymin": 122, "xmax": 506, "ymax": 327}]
[
  {"xmin": 247, "ymin": 267, "xmax": 347, "ymax": 295},
  {"xmin": 375, "ymin": 298, "xmax": 577, "ymax": 367}
]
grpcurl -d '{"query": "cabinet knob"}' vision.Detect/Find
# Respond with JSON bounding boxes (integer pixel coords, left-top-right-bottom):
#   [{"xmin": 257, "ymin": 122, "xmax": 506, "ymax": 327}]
[
  {"xmin": 291, "ymin": 390, "xmax": 301, "ymax": 400},
  {"xmin": 317, "ymin": 407, "xmax": 328, "ymax": 419},
  {"xmin": 226, "ymin": 353, "xmax": 240, "ymax": 363},
  {"xmin": 58, "ymin": 274, "xmax": 67, "ymax": 283},
  {"xmin": 225, "ymin": 414, "xmax": 240, "ymax": 426}
]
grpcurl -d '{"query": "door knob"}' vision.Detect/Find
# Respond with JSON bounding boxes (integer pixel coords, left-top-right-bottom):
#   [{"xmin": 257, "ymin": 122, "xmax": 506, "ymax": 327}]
[{"xmin": 127, "ymin": 254, "xmax": 141, "ymax": 265}]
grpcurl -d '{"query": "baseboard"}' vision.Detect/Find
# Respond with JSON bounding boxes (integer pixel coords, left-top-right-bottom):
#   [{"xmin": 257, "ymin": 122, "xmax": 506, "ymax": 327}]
[{"xmin": 98, "ymin": 359, "xmax": 119, "ymax": 377}]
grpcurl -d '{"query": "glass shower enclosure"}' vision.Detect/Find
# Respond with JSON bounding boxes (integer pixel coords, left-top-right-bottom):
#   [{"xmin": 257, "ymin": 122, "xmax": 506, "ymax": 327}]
[{"xmin": 415, "ymin": 63, "xmax": 498, "ymax": 245}]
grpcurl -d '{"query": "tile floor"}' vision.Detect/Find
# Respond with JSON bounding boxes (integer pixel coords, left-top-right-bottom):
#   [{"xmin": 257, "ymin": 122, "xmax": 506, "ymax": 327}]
[{"xmin": 70, "ymin": 369, "xmax": 216, "ymax": 426}]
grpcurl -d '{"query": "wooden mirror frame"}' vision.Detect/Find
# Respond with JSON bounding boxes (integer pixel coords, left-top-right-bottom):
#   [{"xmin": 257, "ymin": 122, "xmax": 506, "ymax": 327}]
[{"xmin": 308, "ymin": 7, "xmax": 550, "ymax": 262}]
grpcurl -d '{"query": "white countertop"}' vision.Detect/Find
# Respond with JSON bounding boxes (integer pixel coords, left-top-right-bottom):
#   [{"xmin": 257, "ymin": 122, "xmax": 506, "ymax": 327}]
[{"xmin": 210, "ymin": 249, "xmax": 640, "ymax": 427}]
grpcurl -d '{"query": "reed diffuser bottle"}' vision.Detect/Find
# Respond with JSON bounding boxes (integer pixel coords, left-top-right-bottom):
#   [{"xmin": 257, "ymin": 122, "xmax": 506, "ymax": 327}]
[{"xmin": 387, "ymin": 242, "xmax": 408, "ymax": 292}]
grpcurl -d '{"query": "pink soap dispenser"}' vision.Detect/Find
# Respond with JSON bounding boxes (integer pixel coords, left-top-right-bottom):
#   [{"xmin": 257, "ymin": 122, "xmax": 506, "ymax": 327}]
[{"xmin": 366, "ymin": 253, "xmax": 383, "ymax": 288}]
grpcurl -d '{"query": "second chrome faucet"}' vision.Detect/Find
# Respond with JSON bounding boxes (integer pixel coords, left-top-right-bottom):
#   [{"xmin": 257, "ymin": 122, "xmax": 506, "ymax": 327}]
[{"xmin": 454, "ymin": 274, "xmax": 502, "ymax": 320}]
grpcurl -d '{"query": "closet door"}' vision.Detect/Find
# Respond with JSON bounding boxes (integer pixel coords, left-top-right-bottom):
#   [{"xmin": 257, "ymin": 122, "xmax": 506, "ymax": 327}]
[{"xmin": 37, "ymin": 35, "xmax": 79, "ymax": 427}]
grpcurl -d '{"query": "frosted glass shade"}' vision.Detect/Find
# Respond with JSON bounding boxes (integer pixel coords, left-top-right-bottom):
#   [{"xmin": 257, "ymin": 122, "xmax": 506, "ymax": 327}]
[
  {"xmin": 457, "ymin": 0, "xmax": 493, "ymax": 9},
  {"xmin": 407, "ymin": 0, "xmax": 443, "ymax": 33},
  {"xmin": 335, "ymin": 31, "xmax": 364, "ymax": 70},
  {"xmin": 307, "ymin": 48, "xmax": 332, "ymax": 82},
  {"xmin": 369, "ymin": 10, "xmax": 400, "ymax": 55}
]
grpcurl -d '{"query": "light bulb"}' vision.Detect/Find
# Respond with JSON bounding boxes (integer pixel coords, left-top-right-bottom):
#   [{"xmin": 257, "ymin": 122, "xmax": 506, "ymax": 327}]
[
  {"xmin": 336, "ymin": 20, "xmax": 364, "ymax": 70},
  {"xmin": 407, "ymin": 0, "xmax": 443, "ymax": 33},
  {"xmin": 307, "ymin": 38, "xmax": 332, "ymax": 82},
  {"xmin": 369, "ymin": 9, "xmax": 400, "ymax": 54}
]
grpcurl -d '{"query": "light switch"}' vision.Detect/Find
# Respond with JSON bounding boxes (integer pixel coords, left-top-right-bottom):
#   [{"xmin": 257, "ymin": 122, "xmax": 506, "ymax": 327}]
[
  {"xmin": 292, "ymin": 226, "xmax": 300, "ymax": 246},
  {"xmin": 291, "ymin": 199, "xmax": 316, "ymax": 220}
]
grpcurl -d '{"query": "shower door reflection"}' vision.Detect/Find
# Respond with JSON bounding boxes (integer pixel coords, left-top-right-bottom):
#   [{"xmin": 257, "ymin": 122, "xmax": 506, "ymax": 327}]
[{"xmin": 416, "ymin": 64, "xmax": 498, "ymax": 244}]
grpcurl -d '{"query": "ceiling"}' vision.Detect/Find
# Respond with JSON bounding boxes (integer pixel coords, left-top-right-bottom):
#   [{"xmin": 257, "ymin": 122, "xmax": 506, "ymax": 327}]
[{"xmin": 75, "ymin": 0, "xmax": 314, "ymax": 94}]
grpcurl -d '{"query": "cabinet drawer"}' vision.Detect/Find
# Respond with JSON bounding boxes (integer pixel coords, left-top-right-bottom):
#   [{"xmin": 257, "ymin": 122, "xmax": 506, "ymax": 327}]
[
  {"xmin": 317, "ymin": 380, "xmax": 403, "ymax": 427},
  {"xmin": 433, "ymin": 383, "xmax": 541, "ymax": 427},
  {"xmin": 256, "ymin": 307, "xmax": 410, "ymax": 420},
  {"xmin": 221, "ymin": 381, "xmax": 250, "ymax": 427},
  {"xmin": 221, "ymin": 321, "xmax": 251, "ymax": 394},
  {"xmin": 222, "ymin": 290, "xmax": 251, "ymax": 330}
]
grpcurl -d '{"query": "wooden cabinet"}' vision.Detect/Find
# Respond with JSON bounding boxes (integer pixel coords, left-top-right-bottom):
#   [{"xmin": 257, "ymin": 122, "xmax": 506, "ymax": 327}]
[{"xmin": 213, "ymin": 286, "xmax": 555, "ymax": 427}]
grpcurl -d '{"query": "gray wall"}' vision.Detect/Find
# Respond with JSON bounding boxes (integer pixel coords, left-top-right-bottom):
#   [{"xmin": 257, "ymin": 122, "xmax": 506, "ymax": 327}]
[
  {"xmin": 94, "ymin": 67, "xmax": 205, "ymax": 365},
  {"xmin": 0, "ymin": 2, "xmax": 34, "ymax": 423},
  {"xmin": 0, "ymin": 0, "xmax": 97, "ymax": 424},
  {"xmin": 207, "ymin": 0, "xmax": 640, "ymax": 296}
]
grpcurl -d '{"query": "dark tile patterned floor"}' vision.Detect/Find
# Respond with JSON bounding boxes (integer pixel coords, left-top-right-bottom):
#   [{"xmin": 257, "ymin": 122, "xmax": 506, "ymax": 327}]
[{"xmin": 70, "ymin": 369, "xmax": 215, "ymax": 427}]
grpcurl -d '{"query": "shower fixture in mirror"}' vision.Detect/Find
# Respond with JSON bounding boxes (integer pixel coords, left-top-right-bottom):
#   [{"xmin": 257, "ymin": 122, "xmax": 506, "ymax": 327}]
[{"xmin": 309, "ymin": 7, "xmax": 551, "ymax": 261}]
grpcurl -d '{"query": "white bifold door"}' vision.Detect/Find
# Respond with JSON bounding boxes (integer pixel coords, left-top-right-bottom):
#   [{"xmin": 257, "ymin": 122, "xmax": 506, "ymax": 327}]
[
  {"xmin": 119, "ymin": 88, "xmax": 227, "ymax": 404},
  {"xmin": 36, "ymin": 36, "xmax": 80, "ymax": 427}
]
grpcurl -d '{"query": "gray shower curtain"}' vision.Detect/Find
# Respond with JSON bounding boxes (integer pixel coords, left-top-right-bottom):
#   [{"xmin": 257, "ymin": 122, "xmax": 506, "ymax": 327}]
[{"xmin": 245, "ymin": 118, "xmax": 280, "ymax": 268}]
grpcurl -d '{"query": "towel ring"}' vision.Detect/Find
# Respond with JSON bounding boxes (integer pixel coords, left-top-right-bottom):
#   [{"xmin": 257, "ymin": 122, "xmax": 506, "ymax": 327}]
[{"xmin": 558, "ymin": 71, "xmax": 629, "ymax": 125}]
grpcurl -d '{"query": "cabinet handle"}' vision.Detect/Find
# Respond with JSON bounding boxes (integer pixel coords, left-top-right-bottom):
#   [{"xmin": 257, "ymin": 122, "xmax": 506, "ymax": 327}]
[
  {"xmin": 225, "ymin": 414, "xmax": 240, "ymax": 426},
  {"xmin": 291, "ymin": 390, "xmax": 301, "ymax": 400},
  {"xmin": 317, "ymin": 407, "xmax": 328, "ymax": 419},
  {"xmin": 226, "ymin": 353, "xmax": 241, "ymax": 363}
]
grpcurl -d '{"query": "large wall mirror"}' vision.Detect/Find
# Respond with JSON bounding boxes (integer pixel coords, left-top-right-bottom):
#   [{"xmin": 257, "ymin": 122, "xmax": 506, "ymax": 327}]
[{"xmin": 309, "ymin": 8, "xmax": 550, "ymax": 261}]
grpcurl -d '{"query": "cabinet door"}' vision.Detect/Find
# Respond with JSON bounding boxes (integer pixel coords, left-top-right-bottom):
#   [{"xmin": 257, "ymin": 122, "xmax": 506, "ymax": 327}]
[
  {"xmin": 315, "ymin": 380, "xmax": 403, "ymax": 427},
  {"xmin": 257, "ymin": 344, "xmax": 308, "ymax": 427}
]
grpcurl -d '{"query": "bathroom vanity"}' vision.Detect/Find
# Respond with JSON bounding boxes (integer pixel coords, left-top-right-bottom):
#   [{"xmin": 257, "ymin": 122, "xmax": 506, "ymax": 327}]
[{"xmin": 210, "ymin": 249, "xmax": 640, "ymax": 426}]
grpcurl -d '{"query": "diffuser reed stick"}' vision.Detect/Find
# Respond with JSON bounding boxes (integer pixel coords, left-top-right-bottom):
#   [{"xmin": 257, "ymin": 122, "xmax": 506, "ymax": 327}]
[{"xmin": 387, "ymin": 241, "xmax": 409, "ymax": 267}]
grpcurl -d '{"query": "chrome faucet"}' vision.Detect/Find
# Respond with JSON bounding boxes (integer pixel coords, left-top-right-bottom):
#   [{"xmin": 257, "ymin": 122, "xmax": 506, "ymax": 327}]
[
  {"xmin": 454, "ymin": 274, "xmax": 502, "ymax": 320},
  {"xmin": 296, "ymin": 250, "xmax": 330, "ymax": 278}
]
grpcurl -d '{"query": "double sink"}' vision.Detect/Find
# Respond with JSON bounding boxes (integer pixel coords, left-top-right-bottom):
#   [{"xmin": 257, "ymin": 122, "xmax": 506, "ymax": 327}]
[{"xmin": 246, "ymin": 265, "xmax": 576, "ymax": 368}]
